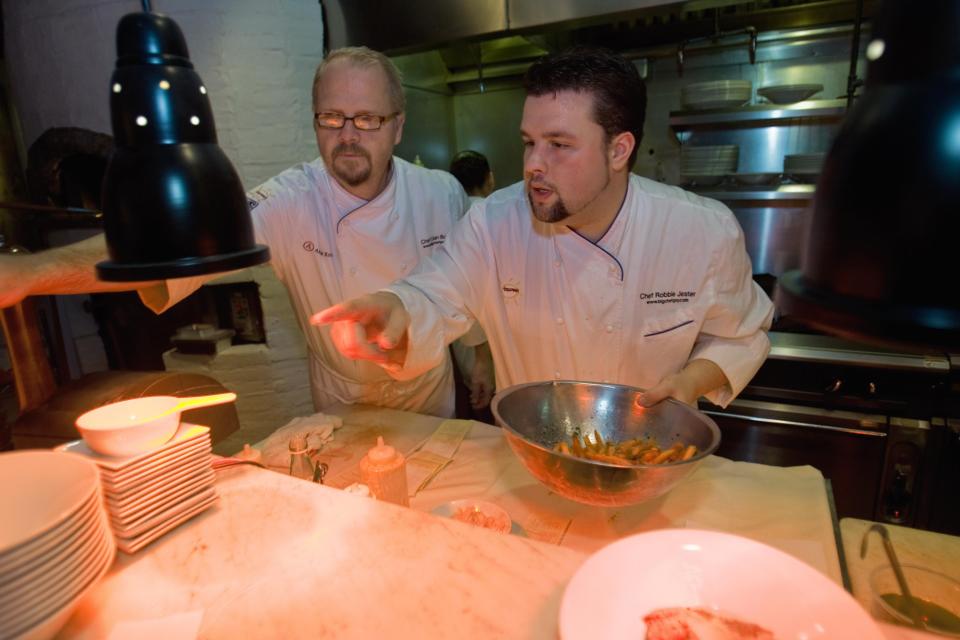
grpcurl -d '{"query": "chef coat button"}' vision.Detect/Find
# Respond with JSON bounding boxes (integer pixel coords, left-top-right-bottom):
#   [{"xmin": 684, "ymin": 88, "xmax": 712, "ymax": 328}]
[
  {"xmin": 605, "ymin": 324, "xmax": 614, "ymax": 333},
  {"xmin": 554, "ymin": 370, "xmax": 561, "ymax": 379},
  {"xmin": 349, "ymin": 266, "xmax": 358, "ymax": 276},
  {"xmin": 400, "ymin": 263, "xmax": 408, "ymax": 272},
  {"xmin": 554, "ymin": 260, "xmax": 561, "ymax": 268},
  {"xmin": 556, "ymin": 317, "xmax": 564, "ymax": 325}
]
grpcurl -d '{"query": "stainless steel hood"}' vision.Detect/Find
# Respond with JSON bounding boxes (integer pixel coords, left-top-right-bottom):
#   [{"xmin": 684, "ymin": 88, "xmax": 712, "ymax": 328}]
[
  {"xmin": 322, "ymin": 0, "xmax": 673, "ymax": 54},
  {"xmin": 322, "ymin": 0, "xmax": 875, "ymax": 57}
]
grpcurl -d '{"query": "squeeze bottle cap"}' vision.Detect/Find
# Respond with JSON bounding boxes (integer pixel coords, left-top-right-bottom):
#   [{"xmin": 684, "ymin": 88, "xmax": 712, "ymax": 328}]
[{"xmin": 367, "ymin": 435, "xmax": 398, "ymax": 465}]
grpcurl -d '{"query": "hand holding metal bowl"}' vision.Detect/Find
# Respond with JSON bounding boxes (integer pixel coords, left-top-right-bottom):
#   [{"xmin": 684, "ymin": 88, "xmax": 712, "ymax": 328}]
[{"xmin": 490, "ymin": 381, "xmax": 720, "ymax": 507}]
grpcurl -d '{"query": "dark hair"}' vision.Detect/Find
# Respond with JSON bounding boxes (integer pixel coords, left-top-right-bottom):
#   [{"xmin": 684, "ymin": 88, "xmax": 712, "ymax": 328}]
[
  {"xmin": 449, "ymin": 150, "xmax": 491, "ymax": 194},
  {"xmin": 523, "ymin": 47, "xmax": 647, "ymax": 167}
]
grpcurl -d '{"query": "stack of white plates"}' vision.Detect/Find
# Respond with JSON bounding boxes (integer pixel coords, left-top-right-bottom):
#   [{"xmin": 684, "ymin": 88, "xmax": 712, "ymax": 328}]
[
  {"xmin": 680, "ymin": 145, "xmax": 739, "ymax": 186},
  {"xmin": 57, "ymin": 424, "xmax": 217, "ymax": 554},
  {"xmin": 0, "ymin": 451, "xmax": 115, "ymax": 640},
  {"xmin": 682, "ymin": 80, "xmax": 752, "ymax": 110},
  {"xmin": 784, "ymin": 153, "xmax": 826, "ymax": 182}
]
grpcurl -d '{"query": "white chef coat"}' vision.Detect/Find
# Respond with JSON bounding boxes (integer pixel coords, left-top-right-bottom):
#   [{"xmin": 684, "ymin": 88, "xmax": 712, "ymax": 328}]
[
  {"xmin": 385, "ymin": 174, "xmax": 774, "ymax": 407},
  {"xmin": 140, "ymin": 156, "xmax": 471, "ymax": 417}
]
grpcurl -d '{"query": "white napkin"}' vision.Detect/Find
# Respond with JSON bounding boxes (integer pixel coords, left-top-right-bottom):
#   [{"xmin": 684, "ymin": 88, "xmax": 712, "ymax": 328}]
[{"xmin": 259, "ymin": 413, "xmax": 343, "ymax": 468}]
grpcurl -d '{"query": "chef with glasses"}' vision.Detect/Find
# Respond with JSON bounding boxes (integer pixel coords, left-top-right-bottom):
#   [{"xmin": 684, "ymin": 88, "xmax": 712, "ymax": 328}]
[
  {"xmin": 133, "ymin": 46, "xmax": 488, "ymax": 418},
  {"xmin": 0, "ymin": 47, "xmax": 484, "ymax": 417}
]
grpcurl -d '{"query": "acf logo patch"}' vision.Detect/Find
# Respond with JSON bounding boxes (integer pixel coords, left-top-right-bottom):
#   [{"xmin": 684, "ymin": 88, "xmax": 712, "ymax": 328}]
[{"xmin": 246, "ymin": 187, "xmax": 273, "ymax": 211}]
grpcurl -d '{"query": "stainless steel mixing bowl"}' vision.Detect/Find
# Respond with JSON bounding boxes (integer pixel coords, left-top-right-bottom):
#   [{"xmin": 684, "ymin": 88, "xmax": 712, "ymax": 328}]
[{"xmin": 490, "ymin": 380, "xmax": 721, "ymax": 507}]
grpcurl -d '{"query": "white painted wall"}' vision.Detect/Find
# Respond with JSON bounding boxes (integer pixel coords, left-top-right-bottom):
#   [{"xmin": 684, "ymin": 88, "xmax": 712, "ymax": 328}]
[{"xmin": 3, "ymin": 0, "xmax": 325, "ymax": 445}]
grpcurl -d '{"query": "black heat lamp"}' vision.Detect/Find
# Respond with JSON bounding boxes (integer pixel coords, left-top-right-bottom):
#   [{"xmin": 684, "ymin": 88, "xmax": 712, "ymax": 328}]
[
  {"xmin": 777, "ymin": 0, "xmax": 960, "ymax": 350},
  {"xmin": 97, "ymin": 6, "xmax": 269, "ymax": 281}
]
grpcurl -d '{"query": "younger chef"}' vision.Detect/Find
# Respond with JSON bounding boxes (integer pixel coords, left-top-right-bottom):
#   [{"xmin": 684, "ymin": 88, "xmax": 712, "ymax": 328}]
[{"xmin": 313, "ymin": 47, "xmax": 773, "ymax": 408}]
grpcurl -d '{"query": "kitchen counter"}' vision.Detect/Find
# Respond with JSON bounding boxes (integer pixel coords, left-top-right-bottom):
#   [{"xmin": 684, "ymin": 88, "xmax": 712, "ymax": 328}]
[
  {"xmin": 60, "ymin": 464, "xmax": 585, "ymax": 639},
  {"xmin": 55, "ymin": 406, "xmax": 943, "ymax": 638},
  {"xmin": 286, "ymin": 404, "xmax": 845, "ymax": 582}
]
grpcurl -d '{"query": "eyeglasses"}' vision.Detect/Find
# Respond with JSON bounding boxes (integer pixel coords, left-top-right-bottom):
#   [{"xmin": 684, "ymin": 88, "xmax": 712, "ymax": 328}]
[{"xmin": 313, "ymin": 111, "xmax": 400, "ymax": 131}]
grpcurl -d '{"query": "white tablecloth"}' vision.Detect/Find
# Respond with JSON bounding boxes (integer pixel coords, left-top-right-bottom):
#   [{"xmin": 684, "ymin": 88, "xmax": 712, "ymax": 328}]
[{"xmin": 258, "ymin": 404, "xmax": 844, "ymax": 585}]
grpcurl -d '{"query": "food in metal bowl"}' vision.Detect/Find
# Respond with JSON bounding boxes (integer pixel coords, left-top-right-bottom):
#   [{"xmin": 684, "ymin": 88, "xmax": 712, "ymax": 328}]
[{"xmin": 490, "ymin": 380, "xmax": 721, "ymax": 507}]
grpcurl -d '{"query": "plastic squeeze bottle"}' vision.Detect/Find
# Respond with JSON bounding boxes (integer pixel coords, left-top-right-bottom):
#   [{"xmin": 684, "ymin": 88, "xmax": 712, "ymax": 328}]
[{"xmin": 359, "ymin": 436, "xmax": 409, "ymax": 506}]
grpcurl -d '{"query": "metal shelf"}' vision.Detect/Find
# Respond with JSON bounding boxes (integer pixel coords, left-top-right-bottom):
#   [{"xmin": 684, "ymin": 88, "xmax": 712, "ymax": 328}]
[
  {"xmin": 692, "ymin": 184, "xmax": 815, "ymax": 202},
  {"xmin": 670, "ymin": 99, "xmax": 847, "ymax": 129}
]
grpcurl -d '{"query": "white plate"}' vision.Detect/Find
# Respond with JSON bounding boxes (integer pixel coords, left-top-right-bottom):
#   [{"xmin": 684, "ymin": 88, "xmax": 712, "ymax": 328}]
[
  {"xmin": 111, "ymin": 486, "xmax": 217, "ymax": 538},
  {"xmin": 559, "ymin": 529, "xmax": 883, "ymax": 640},
  {"xmin": 116, "ymin": 492, "xmax": 218, "ymax": 554},
  {"xmin": 104, "ymin": 455, "xmax": 212, "ymax": 506},
  {"xmin": 99, "ymin": 441, "xmax": 211, "ymax": 491},
  {"xmin": 0, "ymin": 507, "xmax": 111, "ymax": 620},
  {"xmin": 0, "ymin": 491, "xmax": 100, "ymax": 575},
  {"xmin": 758, "ymin": 83, "xmax": 823, "ymax": 104},
  {"xmin": 108, "ymin": 468, "xmax": 215, "ymax": 525},
  {"xmin": 0, "ymin": 505, "xmax": 105, "ymax": 602},
  {"xmin": 56, "ymin": 424, "xmax": 210, "ymax": 472},
  {"xmin": 0, "ymin": 451, "xmax": 100, "ymax": 556},
  {"xmin": 1, "ymin": 529, "xmax": 114, "ymax": 639}
]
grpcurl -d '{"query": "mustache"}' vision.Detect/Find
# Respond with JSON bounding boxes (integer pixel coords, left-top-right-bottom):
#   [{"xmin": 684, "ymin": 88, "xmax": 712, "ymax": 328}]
[
  {"xmin": 526, "ymin": 176, "xmax": 555, "ymax": 191},
  {"xmin": 333, "ymin": 144, "xmax": 370, "ymax": 160}
]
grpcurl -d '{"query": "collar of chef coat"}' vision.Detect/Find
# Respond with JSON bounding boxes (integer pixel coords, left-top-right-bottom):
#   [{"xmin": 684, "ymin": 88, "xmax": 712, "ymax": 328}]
[
  {"xmin": 324, "ymin": 160, "xmax": 398, "ymax": 233},
  {"xmin": 549, "ymin": 178, "xmax": 633, "ymax": 282}
]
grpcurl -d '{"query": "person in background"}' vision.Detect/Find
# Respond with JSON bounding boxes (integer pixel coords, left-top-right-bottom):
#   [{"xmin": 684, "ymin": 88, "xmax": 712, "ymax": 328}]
[
  {"xmin": 449, "ymin": 150, "xmax": 495, "ymax": 205},
  {"xmin": 0, "ymin": 46, "xmax": 493, "ymax": 419},
  {"xmin": 312, "ymin": 47, "xmax": 774, "ymax": 411},
  {"xmin": 448, "ymin": 150, "xmax": 498, "ymax": 418}
]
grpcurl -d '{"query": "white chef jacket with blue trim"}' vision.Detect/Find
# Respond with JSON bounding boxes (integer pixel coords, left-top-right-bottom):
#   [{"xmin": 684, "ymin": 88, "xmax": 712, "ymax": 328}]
[
  {"xmin": 140, "ymin": 156, "xmax": 471, "ymax": 417},
  {"xmin": 385, "ymin": 174, "xmax": 774, "ymax": 407}
]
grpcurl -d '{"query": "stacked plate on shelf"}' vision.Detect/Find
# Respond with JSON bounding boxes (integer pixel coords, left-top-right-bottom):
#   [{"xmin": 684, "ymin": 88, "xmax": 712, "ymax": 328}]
[
  {"xmin": 681, "ymin": 80, "xmax": 752, "ymax": 110},
  {"xmin": 0, "ymin": 451, "xmax": 115, "ymax": 640},
  {"xmin": 680, "ymin": 145, "xmax": 739, "ymax": 187},
  {"xmin": 57, "ymin": 424, "xmax": 217, "ymax": 554},
  {"xmin": 757, "ymin": 83, "xmax": 823, "ymax": 104},
  {"xmin": 784, "ymin": 153, "xmax": 826, "ymax": 182}
]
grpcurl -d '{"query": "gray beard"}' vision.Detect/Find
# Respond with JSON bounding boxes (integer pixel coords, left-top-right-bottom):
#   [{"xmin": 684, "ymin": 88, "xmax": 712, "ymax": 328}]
[{"xmin": 332, "ymin": 145, "xmax": 372, "ymax": 186}]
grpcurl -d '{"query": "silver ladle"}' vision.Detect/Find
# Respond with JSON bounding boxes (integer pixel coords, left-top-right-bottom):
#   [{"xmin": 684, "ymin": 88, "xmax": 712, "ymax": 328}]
[{"xmin": 860, "ymin": 524, "xmax": 927, "ymax": 631}]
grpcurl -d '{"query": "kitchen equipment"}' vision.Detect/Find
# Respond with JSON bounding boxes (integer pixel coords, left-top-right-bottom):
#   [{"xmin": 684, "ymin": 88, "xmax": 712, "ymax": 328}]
[
  {"xmin": 861, "ymin": 523, "xmax": 926, "ymax": 629},
  {"xmin": 776, "ymin": 0, "xmax": 960, "ymax": 350},
  {"xmin": 702, "ymin": 331, "xmax": 953, "ymax": 528},
  {"xmin": 559, "ymin": 529, "xmax": 883, "ymax": 639},
  {"xmin": 75, "ymin": 392, "xmax": 236, "ymax": 457},
  {"xmin": 490, "ymin": 380, "xmax": 720, "ymax": 507},
  {"xmin": 871, "ymin": 565, "xmax": 960, "ymax": 635},
  {"xmin": 0, "ymin": 451, "xmax": 115, "ymax": 640},
  {"xmin": 681, "ymin": 80, "xmax": 752, "ymax": 110},
  {"xmin": 97, "ymin": 9, "xmax": 269, "ymax": 281},
  {"xmin": 757, "ymin": 83, "xmax": 823, "ymax": 104}
]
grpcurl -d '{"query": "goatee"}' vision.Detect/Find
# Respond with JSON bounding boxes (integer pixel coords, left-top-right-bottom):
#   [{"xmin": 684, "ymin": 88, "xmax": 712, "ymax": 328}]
[{"xmin": 332, "ymin": 144, "xmax": 372, "ymax": 186}]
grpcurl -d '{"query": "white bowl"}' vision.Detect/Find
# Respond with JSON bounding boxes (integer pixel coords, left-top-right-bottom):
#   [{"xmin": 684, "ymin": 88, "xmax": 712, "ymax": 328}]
[
  {"xmin": 76, "ymin": 396, "xmax": 184, "ymax": 457},
  {"xmin": 560, "ymin": 529, "xmax": 883, "ymax": 640}
]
